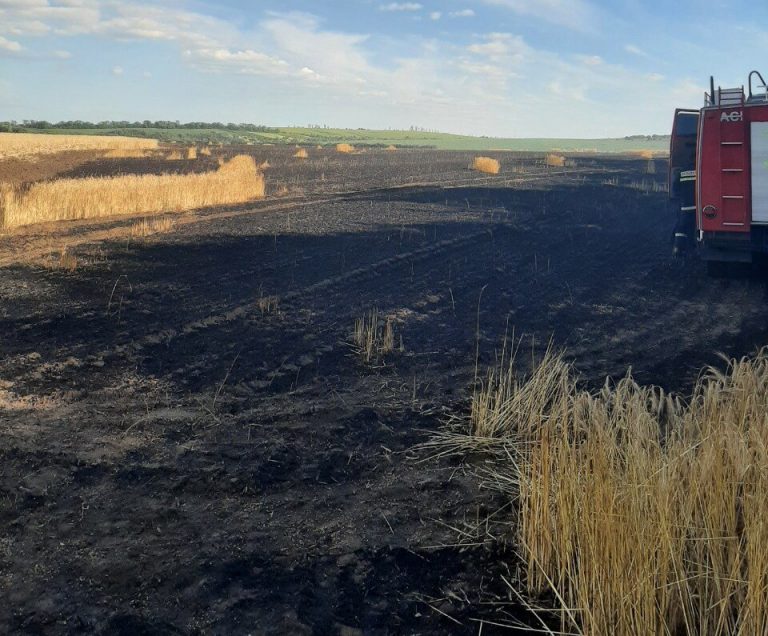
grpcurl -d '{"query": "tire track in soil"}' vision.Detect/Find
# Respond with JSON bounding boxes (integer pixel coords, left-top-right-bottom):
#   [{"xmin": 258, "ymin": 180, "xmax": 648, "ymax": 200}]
[
  {"xmin": 0, "ymin": 198, "xmax": 513, "ymax": 363},
  {"xmin": 136, "ymin": 187, "xmax": 669, "ymax": 396},
  {"xmin": 224, "ymin": 182, "xmax": 768, "ymax": 396},
  {"xmin": 117, "ymin": 174, "xmax": 604, "ymax": 383},
  {"xmin": 1, "ymin": 225, "xmax": 498, "ymax": 392},
  {"xmin": 7, "ymin": 171, "xmax": 768, "ymax": 400},
  {"xmin": 156, "ymin": 226, "xmax": 512, "ymax": 394},
  {"xmin": 132, "ymin": 224, "xmax": 511, "ymax": 392},
  {"xmin": 0, "ymin": 171, "xmax": 592, "ymax": 370},
  {"xmin": 0, "ymin": 167, "xmax": 592, "ymax": 269}
]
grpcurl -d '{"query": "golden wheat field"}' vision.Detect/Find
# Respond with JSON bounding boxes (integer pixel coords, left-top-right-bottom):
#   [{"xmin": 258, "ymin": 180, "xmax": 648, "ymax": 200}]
[
  {"xmin": 0, "ymin": 154, "xmax": 265, "ymax": 229},
  {"xmin": 429, "ymin": 345, "xmax": 768, "ymax": 636},
  {"xmin": 0, "ymin": 132, "xmax": 158, "ymax": 160}
]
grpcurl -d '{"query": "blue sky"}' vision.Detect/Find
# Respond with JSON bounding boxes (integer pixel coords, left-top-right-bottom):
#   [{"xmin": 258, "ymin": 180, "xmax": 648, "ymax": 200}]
[{"xmin": 0, "ymin": 0, "xmax": 766, "ymax": 137}]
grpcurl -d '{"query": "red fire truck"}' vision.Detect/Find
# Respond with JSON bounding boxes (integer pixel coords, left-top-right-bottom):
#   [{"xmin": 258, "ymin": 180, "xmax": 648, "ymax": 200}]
[{"xmin": 669, "ymin": 71, "xmax": 768, "ymax": 274}]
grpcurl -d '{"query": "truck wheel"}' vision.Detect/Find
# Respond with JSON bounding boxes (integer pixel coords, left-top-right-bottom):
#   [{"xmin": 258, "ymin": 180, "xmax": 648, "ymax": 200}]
[
  {"xmin": 706, "ymin": 261, "xmax": 750, "ymax": 277},
  {"xmin": 706, "ymin": 261, "xmax": 726, "ymax": 277}
]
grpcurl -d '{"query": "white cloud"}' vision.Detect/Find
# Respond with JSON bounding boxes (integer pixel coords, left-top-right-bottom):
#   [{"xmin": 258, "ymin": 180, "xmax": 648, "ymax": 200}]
[
  {"xmin": 0, "ymin": 1, "xmax": 100, "ymax": 38},
  {"xmin": 548, "ymin": 80, "xmax": 586, "ymax": 101},
  {"xmin": 260, "ymin": 13, "xmax": 371, "ymax": 86},
  {"xmin": 449, "ymin": 9, "xmax": 475, "ymax": 18},
  {"xmin": 468, "ymin": 33, "xmax": 528, "ymax": 61},
  {"xmin": 0, "ymin": 1, "xmax": 694, "ymax": 136},
  {"xmin": 379, "ymin": 3, "xmax": 422, "ymax": 11},
  {"xmin": 53, "ymin": 49, "xmax": 70, "ymax": 58},
  {"xmin": 468, "ymin": 40, "xmax": 507, "ymax": 56},
  {"xmin": 430, "ymin": 11, "xmax": 442, "ymax": 20},
  {"xmin": 0, "ymin": 0, "xmax": 236, "ymax": 49},
  {"xmin": 457, "ymin": 59, "xmax": 509, "ymax": 80},
  {"xmin": 578, "ymin": 54, "xmax": 602, "ymax": 66},
  {"xmin": 479, "ymin": 0, "xmax": 600, "ymax": 32},
  {"xmin": 671, "ymin": 79, "xmax": 702, "ymax": 104},
  {"xmin": 0, "ymin": 35, "xmax": 23, "ymax": 52},
  {"xmin": 624, "ymin": 44, "xmax": 649, "ymax": 58},
  {"xmin": 185, "ymin": 47, "xmax": 290, "ymax": 76},
  {"xmin": 111, "ymin": 65, "xmax": 123, "ymax": 75}
]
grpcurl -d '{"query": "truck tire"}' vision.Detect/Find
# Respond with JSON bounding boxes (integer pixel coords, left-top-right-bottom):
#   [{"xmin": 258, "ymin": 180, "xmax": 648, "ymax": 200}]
[
  {"xmin": 706, "ymin": 260, "xmax": 751, "ymax": 277},
  {"xmin": 706, "ymin": 260, "xmax": 728, "ymax": 277}
]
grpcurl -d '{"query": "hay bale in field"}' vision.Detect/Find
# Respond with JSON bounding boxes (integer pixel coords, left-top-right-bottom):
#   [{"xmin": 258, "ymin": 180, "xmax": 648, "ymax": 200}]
[
  {"xmin": 186, "ymin": 146, "xmax": 197, "ymax": 160},
  {"xmin": 294, "ymin": 148, "xmax": 309, "ymax": 159},
  {"xmin": 166, "ymin": 149, "xmax": 183, "ymax": 160},
  {"xmin": 636, "ymin": 149, "xmax": 655, "ymax": 159},
  {"xmin": 545, "ymin": 153, "xmax": 566, "ymax": 167},
  {"xmin": 336, "ymin": 143, "xmax": 355, "ymax": 154},
  {"xmin": 199, "ymin": 146, "xmax": 212, "ymax": 156},
  {"xmin": 472, "ymin": 156, "xmax": 501, "ymax": 175},
  {"xmin": 386, "ymin": 145, "xmax": 398, "ymax": 152}
]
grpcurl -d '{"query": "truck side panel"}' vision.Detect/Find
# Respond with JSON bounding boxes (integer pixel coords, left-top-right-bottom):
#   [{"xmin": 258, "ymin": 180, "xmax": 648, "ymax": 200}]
[
  {"xmin": 698, "ymin": 109, "xmax": 751, "ymax": 233},
  {"xmin": 751, "ymin": 121, "xmax": 768, "ymax": 224}
]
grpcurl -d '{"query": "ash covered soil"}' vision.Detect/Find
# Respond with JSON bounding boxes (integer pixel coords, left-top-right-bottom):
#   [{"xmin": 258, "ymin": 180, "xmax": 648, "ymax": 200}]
[{"xmin": 2, "ymin": 149, "xmax": 768, "ymax": 634}]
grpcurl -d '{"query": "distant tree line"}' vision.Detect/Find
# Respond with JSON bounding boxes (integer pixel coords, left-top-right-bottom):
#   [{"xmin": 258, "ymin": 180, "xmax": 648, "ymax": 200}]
[
  {"xmin": 0, "ymin": 120, "xmax": 277, "ymax": 133},
  {"xmin": 623, "ymin": 134, "xmax": 669, "ymax": 141}
]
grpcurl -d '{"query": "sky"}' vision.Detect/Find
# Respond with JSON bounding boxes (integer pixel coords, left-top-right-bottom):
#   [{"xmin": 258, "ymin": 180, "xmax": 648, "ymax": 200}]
[{"xmin": 0, "ymin": 0, "xmax": 767, "ymax": 138}]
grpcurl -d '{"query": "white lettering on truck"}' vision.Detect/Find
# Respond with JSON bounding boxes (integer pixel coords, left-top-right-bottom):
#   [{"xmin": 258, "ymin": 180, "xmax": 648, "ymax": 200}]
[{"xmin": 720, "ymin": 111, "xmax": 744, "ymax": 123}]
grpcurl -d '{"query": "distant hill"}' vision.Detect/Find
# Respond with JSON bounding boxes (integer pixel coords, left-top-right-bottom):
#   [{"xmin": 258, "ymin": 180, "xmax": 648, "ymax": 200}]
[
  {"xmin": 0, "ymin": 121, "xmax": 670, "ymax": 153},
  {"xmin": 623, "ymin": 134, "xmax": 669, "ymax": 141}
]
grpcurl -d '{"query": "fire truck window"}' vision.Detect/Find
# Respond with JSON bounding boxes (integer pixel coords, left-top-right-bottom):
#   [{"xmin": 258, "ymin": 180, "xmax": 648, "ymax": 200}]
[{"xmin": 675, "ymin": 114, "xmax": 698, "ymax": 137}]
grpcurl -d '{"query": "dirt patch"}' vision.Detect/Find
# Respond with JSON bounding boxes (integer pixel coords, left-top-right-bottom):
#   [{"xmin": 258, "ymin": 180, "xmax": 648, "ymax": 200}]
[{"xmin": 0, "ymin": 150, "xmax": 106, "ymax": 185}]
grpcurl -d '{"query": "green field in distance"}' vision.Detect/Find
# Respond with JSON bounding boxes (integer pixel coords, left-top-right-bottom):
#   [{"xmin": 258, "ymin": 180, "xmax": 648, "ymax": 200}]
[{"xmin": 10, "ymin": 126, "xmax": 669, "ymax": 153}]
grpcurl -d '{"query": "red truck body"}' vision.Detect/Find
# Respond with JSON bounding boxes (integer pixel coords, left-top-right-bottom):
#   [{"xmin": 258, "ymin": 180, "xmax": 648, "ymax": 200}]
[{"xmin": 670, "ymin": 71, "xmax": 768, "ymax": 266}]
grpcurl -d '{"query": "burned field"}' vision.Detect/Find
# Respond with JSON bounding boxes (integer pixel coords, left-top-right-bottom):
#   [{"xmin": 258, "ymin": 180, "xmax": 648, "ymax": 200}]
[{"xmin": 2, "ymin": 148, "xmax": 768, "ymax": 634}]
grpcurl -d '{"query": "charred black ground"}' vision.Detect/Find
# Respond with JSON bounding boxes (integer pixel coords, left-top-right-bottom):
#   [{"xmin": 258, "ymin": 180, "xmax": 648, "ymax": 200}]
[{"xmin": 1, "ymin": 149, "xmax": 768, "ymax": 634}]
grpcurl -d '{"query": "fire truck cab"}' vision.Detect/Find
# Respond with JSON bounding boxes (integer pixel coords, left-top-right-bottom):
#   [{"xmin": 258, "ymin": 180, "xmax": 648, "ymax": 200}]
[{"xmin": 670, "ymin": 71, "xmax": 768, "ymax": 273}]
